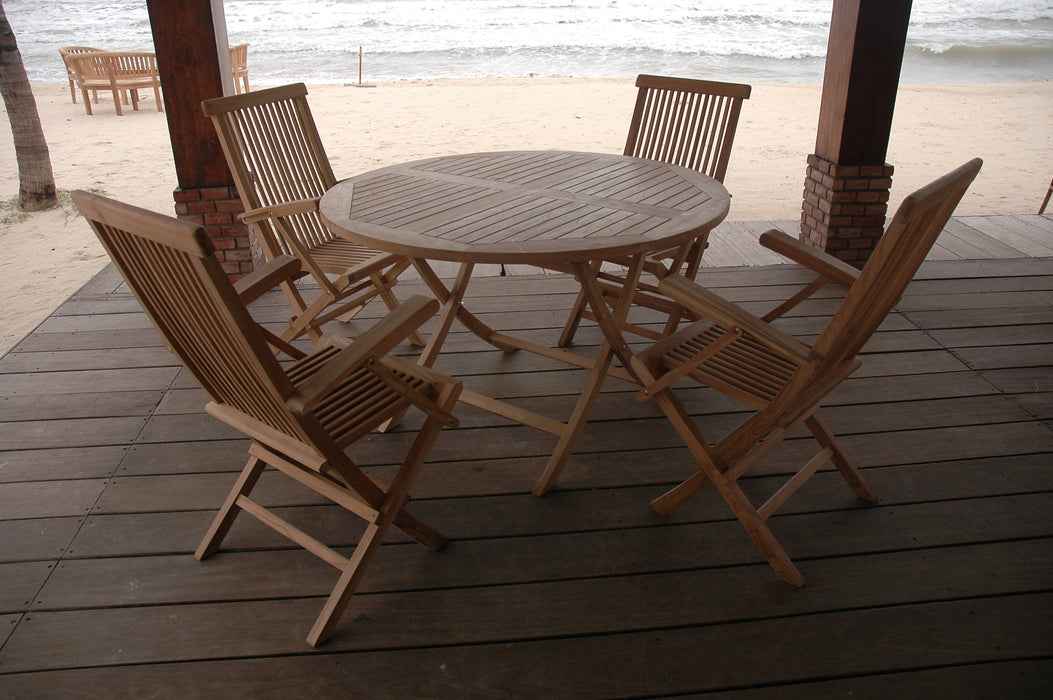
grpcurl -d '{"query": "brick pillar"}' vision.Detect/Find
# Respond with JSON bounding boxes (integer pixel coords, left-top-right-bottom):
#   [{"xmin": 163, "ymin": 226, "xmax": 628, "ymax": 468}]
[
  {"xmin": 801, "ymin": 154, "xmax": 894, "ymax": 267},
  {"xmin": 173, "ymin": 185, "xmax": 262, "ymax": 279}
]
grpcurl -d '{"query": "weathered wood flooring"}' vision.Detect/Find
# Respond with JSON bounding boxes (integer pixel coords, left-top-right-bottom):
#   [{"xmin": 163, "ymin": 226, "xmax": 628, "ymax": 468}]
[{"xmin": 1, "ymin": 215, "xmax": 1051, "ymax": 697}]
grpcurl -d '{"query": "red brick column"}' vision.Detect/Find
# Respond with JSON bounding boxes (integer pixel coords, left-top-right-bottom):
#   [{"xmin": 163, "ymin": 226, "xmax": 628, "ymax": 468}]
[
  {"xmin": 801, "ymin": 154, "xmax": 894, "ymax": 267},
  {"xmin": 173, "ymin": 185, "xmax": 262, "ymax": 280}
]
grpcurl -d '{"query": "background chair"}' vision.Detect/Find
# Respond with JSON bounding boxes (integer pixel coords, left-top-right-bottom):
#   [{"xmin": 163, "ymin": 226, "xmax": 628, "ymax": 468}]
[
  {"xmin": 66, "ymin": 51, "xmax": 111, "ymax": 115},
  {"xmin": 203, "ymin": 83, "xmax": 424, "ymax": 346},
  {"xmin": 229, "ymin": 42, "xmax": 250, "ymax": 94},
  {"xmin": 631, "ymin": 159, "xmax": 982, "ymax": 586},
  {"xmin": 72, "ymin": 190, "xmax": 462, "ymax": 647},
  {"xmin": 68, "ymin": 50, "xmax": 162, "ymax": 116},
  {"xmin": 103, "ymin": 51, "xmax": 163, "ymax": 115},
  {"xmin": 59, "ymin": 46, "xmax": 104, "ymax": 104},
  {"xmin": 559, "ymin": 74, "xmax": 752, "ymax": 345}
]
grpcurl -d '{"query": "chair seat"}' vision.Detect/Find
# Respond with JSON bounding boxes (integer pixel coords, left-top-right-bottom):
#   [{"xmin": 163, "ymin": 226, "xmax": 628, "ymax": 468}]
[
  {"xmin": 287, "ymin": 345, "xmax": 428, "ymax": 446},
  {"xmin": 308, "ymin": 238, "xmax": 387, "ymax": 275},
  {"xmin": 640, "ymin": 319, "xmax": 800, "ymax": 408}
]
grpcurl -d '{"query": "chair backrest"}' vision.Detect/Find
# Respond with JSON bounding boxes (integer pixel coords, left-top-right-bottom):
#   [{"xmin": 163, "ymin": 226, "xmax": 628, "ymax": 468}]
[
  {"xmin": 59, "ymin": 46, "xmax": 103, "ymax": 73},
  {"xmin": 60, "ymin": 47, "xmax": 104, "ymax": 97},
  {"xmin": 229, "ymin": 43, "xmax": 249, "ymax": 71},
  {"xmin": 624, "ymin": 74, "xmax": 752, "ymax": 182},
  {"xmin": 202, "ymin": 83, "xmax": 338, "ymax": 258},
  {"xmin": 104, "ymin": 51, "xmax": 159, "ymax": 81},
  {"xmin": 71, "ymin": 190, "xmax": 311, "ymax": 444},
  {"xmin": 811, "ymin": 158, "xmax": 983, "ymax": 372},
  {"xmin": 68, "ymin": 51, "xmax": 110, "ymax": 83}
]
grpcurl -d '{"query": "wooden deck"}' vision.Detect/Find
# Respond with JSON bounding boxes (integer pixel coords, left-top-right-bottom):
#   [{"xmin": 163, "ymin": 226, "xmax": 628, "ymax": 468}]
[{"xmin": 1, "ymin": 215, "xmax": 1051, "ymax": 696}]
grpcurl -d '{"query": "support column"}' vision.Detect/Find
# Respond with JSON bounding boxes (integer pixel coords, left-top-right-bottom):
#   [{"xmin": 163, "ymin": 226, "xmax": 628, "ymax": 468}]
[
  {"xmin": 802, "ymin": 156, "xmax": 894, "ymax": 260},
  {"xmin": 173, "ymin": 185, "xmax": 256, "ymax": 277},
  {"xmin": 802, "ymin": 0, "xmax": 912, "ymax": 266},
  {"xmin": 146, "ymin": 0, "xmax": 259, "ymax": 279}
]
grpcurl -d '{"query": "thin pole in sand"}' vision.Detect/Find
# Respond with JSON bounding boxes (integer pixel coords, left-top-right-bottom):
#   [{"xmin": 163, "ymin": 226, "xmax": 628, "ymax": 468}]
[{"xmin": 352, "ymin": 46, "xmax": 376, "ymax": 88}]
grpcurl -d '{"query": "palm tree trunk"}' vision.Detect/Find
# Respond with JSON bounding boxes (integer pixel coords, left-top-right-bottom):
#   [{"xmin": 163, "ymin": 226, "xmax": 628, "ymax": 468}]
[{"xmin": 0, "ymin": 1, "xmax": 57, "ymax": 211}]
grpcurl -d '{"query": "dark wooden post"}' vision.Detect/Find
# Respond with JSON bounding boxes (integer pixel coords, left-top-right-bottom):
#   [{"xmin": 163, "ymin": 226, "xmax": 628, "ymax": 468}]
[
  {"xmin": 802, "ymin": 0, "xmax": 912, "ymax": 266},
  {"xmin": 145, "ymin": 0, "xmax": 256, "ymax": 278}
]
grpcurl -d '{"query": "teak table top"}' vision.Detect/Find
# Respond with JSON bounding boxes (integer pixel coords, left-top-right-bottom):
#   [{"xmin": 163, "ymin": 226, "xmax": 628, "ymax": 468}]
[{"xmin": 319, "ymin": 150, "xmax": 731, "ymax": 266}]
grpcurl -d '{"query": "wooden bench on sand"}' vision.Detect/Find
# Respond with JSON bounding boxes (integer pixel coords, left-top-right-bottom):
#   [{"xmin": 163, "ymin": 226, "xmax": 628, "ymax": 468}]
[{"xmin": 67, "ymin": 50, "xmax": 163, "ymax": 116}]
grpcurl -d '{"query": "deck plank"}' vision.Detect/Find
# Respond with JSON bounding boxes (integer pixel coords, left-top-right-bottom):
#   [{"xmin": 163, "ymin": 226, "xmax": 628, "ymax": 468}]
[
  {"xmin": 52, "ymin": 452, "xmax": 1053, "ymax": 560},
  {"xmin": 26, "ymin": 501, "xmax": 1053, "ymax": 614},
  {"xmin": 1, "ymin": 593, "xmax": 1049, "ymax": 693}
]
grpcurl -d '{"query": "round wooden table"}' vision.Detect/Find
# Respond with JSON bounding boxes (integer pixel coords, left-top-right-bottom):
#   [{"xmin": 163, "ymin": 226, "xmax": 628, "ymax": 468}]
[
  {"xmin": 320, "ymin": 150, "xmax": 730, "ymax": 493},
  {"xmin": 320, "ymin": 150, "xmax": 729, "ymax": 265}
]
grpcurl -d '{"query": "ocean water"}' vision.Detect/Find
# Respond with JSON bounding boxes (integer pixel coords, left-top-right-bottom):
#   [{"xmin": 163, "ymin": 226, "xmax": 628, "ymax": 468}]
[{"xmin": 6, "ymin": 0, "xmax": 1052, "ymax": 85}]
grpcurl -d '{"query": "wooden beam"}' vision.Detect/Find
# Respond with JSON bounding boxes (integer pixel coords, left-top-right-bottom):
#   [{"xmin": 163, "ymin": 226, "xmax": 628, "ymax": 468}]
[
  {"xmin": 144, "ymin": 1, "xmax": 255, "ymax": 278},
  {"xmin": 815, "ymin": 0, "xmax": 913, "ymax": 164},
  {"xmin": 803, "ymin": 0, "xmax": 913, "ymax": 265},
  {"xmin": 145, "ymin": 0, "xmax": 231, "ymax": 189}
]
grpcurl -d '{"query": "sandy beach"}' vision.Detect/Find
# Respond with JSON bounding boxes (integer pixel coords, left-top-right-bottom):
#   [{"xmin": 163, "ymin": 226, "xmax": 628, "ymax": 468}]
[{"xmin": 1, "ymin": 78, "xmax": 1050, "ymax": 354}]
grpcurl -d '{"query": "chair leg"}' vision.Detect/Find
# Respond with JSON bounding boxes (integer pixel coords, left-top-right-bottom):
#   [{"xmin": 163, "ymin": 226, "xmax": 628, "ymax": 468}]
[
  {"xmin": 377, "ymin": 284, "xmax": 426, "ymax": 348},
  {"xmin": 307, "ymin": 518, "xmax": 388, "ymax": 647},
  {"xmin": 278, "ymin": 280, "xmax": 327, "ymax": 343},
  {"xmin": 195, "ymin": 454, "xmax": 267, "ymax": 560},
  {"xmin": 344, "ymin": 470, "xmax": 446, "ymax": 551},
  {"xmin": 650, "ymin": 388, "xmax": 805, "ymax": 587},
  {"xmin": 719, "ymin": 478, "xmax": 805, "ymax": 587},
  {"xmin": 111, "ymin": 87, "xmax": 123, "ymax": 116},
  {"xmin": 806, "ymin": 414, "xmax": 877, "ymax": 502},
  {"xmin": 558, "ymin": 260, "xmax": 602, "ymax": 346},
  {"xmin": 307, "ymin": 389, "xmax": 456, "ymax": 646},
  {"xmin": 335, "ymin": 302, "xmax": 368, "ymax": 324},
  {"xmin": 658, "ymin": 240, "xmax": 703, "ymax": 337},
  {"xmin": 393, "ymin": 507, "xmax": 448, "ymax": 551},
  {"xmin": 650, "ymin": 470, "xmax": 711, "ymax": 515},
  {"xmin": 558, "ymin": 287, "xmax": 590, "ymax": 346}
]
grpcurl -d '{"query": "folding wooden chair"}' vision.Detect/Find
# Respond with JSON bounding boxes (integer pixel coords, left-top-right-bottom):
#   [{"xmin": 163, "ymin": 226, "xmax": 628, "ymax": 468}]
[
  {"xmin": 202, "ymin": 84, "xmax": 424, "ymax": 346},
  {"xmin": 559, "ymin": 74, "xmax": 751, "ymax": 345},
  {"xmin": 72, "ymin": 190, "xmax": 461, "ymax": 646},
  {"xmin": 631, "ymin": 159, "xmax": 982, "ymax": 586}
]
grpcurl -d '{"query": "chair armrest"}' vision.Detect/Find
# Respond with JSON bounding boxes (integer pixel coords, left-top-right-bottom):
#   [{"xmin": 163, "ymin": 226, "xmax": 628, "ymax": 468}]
[
  {"xmin": 233, "ymin": 255, "xmax": 301, "ymax": 305},
  {"xmin": 367, "ymin": 355, "xmax": 461, "ymax": 428},
  {"xmin": 332, "ymin": 252, "xmax": 407, "ymax": 288},
  {"xmin": 657, "ymin": 274, "xmax": 813, "ymax": 362},
  {"xmin": 287, "ymin": 296, "xmax": 438, "ymax": 413},
  {"xmin": 759, "ymin": 229, "xmax": 859, "ymax": 288},
  {"xmin": 239, "ymin": 197, "xmax": 320, "ymax": 224}
]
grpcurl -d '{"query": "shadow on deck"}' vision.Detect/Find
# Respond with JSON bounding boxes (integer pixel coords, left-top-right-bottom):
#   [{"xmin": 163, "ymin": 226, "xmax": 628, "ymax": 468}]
[{"xmin": 0, "ymin": 216, "xmax": 1051, "ymax": 696}]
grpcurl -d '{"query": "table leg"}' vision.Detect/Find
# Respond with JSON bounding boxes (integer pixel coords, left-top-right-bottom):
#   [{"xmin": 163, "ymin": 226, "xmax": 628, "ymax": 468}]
[
  {"xmin": 532, "ymin": 255, "xmax": 648, "ymax": 495},
  {"xmin": 412, "ymin": 259, "xmax": 517, "ymax": 368}
]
